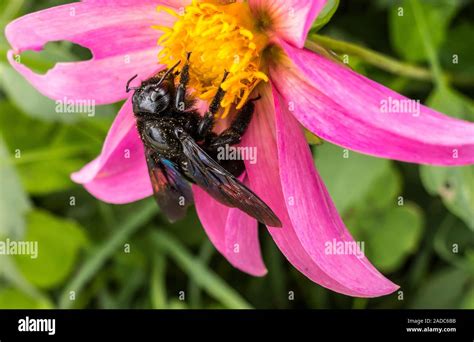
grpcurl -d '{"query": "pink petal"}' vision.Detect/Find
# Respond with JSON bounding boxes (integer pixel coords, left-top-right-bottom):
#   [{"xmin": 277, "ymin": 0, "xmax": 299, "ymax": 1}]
[
  {"xmin": 271, "ymin": 41, "xmax": 474, "ymax": 166},
  {"xmin": 274, "ymin": 87, "xmax": 398, "ymax": 296},
  {"xmin": 248, "ymin": 0, "xmax": 327, "ymax": 48},
  {"xmin": 5, "ymin": 1, "xmax": 180, "ymax": 104},
  {"xmin": 84, "ymin": 0, "xmax": 185, "ymax": 4},
  {"xmin": 71, "ymin": 98, "xmax": 152, "ymax": 203},
  {"xmin": 243, "ymin": 84, "xmax": 397, "ymax": 297},
  {"xmin": 193, "ymin": 185, "xmax": 229, "ymax": 254},
  {"xmin": 224, "ymin": 176, "xmax": 267, "ymax": 276},
  {"xmin": 194, "ymin": 174, "xmax": 266, "ymax": 276}
]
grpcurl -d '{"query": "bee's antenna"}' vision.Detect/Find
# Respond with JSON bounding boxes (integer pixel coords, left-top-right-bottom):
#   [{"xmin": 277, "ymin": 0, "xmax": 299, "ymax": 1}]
[
  {"xmin": 156, "ymin": 60, "xmax": 182, "ymax": 86},
  {"xmin": 249, "ymin": 94, "xmax": 262, "ymax": 102},
  {"xmin": 126, "ymin": 74, "xmax": 140, "ymax": 93},
  {"xmin": 222, "ymin": 69, "xmax": 230, "ymax": 82}
]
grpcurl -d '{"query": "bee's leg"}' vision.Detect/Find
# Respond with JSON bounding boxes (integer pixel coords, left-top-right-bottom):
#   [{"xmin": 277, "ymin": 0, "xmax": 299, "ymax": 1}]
[
  {"xmin": 175, "ymin": 52, "xmax": 191, "ymax": 111},
  {"xmin": 206, "ymin": 95, "xmax": 259, "ymax": 150},
  {"xmin": 197, "ymin": 70, "xmax": 230, "ymax": 139}
]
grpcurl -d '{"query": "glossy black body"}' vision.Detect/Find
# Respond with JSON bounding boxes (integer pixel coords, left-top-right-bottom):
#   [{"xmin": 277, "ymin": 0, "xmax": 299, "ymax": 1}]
[{"xmin": 128, "ymin": 60, "xmax": 281, "ymax": 227}]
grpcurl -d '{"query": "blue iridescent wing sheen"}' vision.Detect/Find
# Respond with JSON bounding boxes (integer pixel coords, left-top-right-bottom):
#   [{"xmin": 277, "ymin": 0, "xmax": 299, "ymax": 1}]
[
  {"xmin": 146, "ymin": 149, "xmax": 193, "ymax": 222},
  {"xmin": 176, "ymin": 132, "xmax": 282, "ymax": 227}
]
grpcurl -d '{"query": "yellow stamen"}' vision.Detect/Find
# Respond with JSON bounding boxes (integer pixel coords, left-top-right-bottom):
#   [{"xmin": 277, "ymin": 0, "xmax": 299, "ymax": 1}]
[
  {"xmin": 156, "ymin": 0, "xmax": 269, "ymax": 118},
  {"xmin": 156, "ymin": 5, "xmax": 180, "ymax": 18}
]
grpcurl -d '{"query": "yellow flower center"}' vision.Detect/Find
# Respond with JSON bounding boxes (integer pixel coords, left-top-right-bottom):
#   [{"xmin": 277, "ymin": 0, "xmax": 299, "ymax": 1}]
[{"xmin": 155, "ymin": 0, "xmax": 269, "ymax": 117}]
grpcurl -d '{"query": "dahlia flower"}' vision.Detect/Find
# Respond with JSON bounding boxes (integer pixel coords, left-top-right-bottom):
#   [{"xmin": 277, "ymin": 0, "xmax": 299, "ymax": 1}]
[{"xmin": 5, "ymin": 0, "xmax": 474, "ymax": 297}]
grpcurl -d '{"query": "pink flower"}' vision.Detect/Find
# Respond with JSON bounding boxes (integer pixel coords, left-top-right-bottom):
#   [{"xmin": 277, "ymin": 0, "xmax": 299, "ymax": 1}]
[{"xmin": 6, "ymin": 0, "xmax": 474, "ymax": 298}]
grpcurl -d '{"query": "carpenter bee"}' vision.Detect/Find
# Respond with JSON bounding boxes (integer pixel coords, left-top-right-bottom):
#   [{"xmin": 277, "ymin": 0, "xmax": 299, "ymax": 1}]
[{"xmin": 126, "ymin": 53, "xmax": 282, "ymax": 227}]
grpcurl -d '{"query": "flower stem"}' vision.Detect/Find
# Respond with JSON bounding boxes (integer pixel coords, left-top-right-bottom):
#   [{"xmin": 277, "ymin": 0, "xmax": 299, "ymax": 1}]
[
  {"xmin": 306, "ymin": 35, "xmax": 472, "ymax": 87},
  {"xmin": 58, "ymin": 200, "xmax": 157, "ymax": 309},
  {"xmin": 150, "ymin": 230, "xmax": 253, "ymax": 309},
  {"xmin": 188, "ymin": 240, "xmax": 214, "ymax": 308},
  {"xmin": 409, "ymin": 0, "xmax": 448, "ymax": 90}
]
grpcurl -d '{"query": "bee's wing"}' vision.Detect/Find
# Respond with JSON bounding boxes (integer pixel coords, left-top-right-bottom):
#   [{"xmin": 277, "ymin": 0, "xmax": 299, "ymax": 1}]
[
  {"xmin": 177, "ymin": 133, "xmax": 282, "ymax": 227},
  {"xmin": 146, "ymin": 149, "xmax": 193, "ymax": 222}
]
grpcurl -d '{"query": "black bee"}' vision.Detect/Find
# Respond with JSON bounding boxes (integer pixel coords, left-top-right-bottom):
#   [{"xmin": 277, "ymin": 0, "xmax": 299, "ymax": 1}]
[{"xmin": 126, "ymin": 53, "xmax": 282, "ymax": 227}]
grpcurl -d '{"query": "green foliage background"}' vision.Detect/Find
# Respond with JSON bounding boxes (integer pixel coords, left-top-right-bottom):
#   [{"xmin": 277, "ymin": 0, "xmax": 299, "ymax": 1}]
[{"xmin": 0, "ymin": 0, "xmax": 473, "ymax": 309}]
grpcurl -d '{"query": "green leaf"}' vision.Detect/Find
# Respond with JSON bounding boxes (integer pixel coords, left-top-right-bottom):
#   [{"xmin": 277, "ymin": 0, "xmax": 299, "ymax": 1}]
[
  {"xmin": 17, "ymin": 41, "xmax": 81, "ymax": 75},
  {"xmin": 0, "ymin": 101, "xmax": 106, "ymax": 195},
  {"xmin": 167, "ymin": 299, "xmax": 188, "ymax": 309},
  {"xmin": 441, "ymin": 21, "xmax": 474, "ymax": 77},
  {"xmin": 0, "ymin": 63, "xmax": 78, "ymax": 122},
  {"xmin": 0, "ymin": 0, "xmax": 25, "ymax": 24},
  {"xmin": 311, "ymin": 0, "xmax": 340, "ymax": 32},
  {"xmin": 342, "ymin": 162, "xmax": 416, "ymax": 273},
  {"xmin": 0, "ymin": 136, "xmax": 30, "ymax": 238},
  {"xmin": 420, "ymin": 166, "xmax": 474, "ymax": 230},
  {"xmin": 389, "ymin": 0, "xmax": 461, "ymax": 62},
  {"xmin": 304, "ymin": 128, "xmax": 324, "ymax": 145},
  {"xmin": 14, "ymin": 209, "xmax": 88, "ymax": 289},
  {"xmin": 362, "ymin": 205, "xmax": 424, "ymax": 272},
  {"xmin": 164, "ymin": 208, "xmax": 206, "ymax": 247},
  {"xmin": 314, "ymin": 142, "xmax": 390, "ymax": 214},
  {"xmin": 461, "ymin": 285, "xmax": 474, "ymax": 309},
  {"xmin": 0, "ymin": 101, "xmax": 54, "ymax": 150},
  {"xmin": 426, "ymin": 86, "xmax": 474, "ymax": 121},
  {"xmin": 58, "ymin": 200, "xmax": 157, "ymax": 309},
  {"xmin": 151, "ymin": 230, "xmax": 253, "ymax": 309},
  {"xmin": 433, "ymin": 216, "xmax": 474, "ymax": 271},
  {"xmin": 264, "ymin": 235, "xmax": 288, "ymax": 309},
  {"xmin": 0, "ymin": 58, "xmax": 113, "ymax": 123},
  {"xmin": 150, "ymin": 253, "xmax": 167, "ymax": 309},
  {"xmin": 188, "ymin": 240, "xmax": 215, "ymax": 308},
  {"xmin": 360, "ymin": 166, "xmax": 402, "ymax": 211},
  {"xmin": 19, "ymin": 157, "xmax": 85, "ymax": 195},
  {"xmin": 410, "ymin": 268, "xmax": 469, "ymax": 308},
  {"xmin": 444, "ymin": 219, "xmax": 474, "ymax": 248},
  {"xmin": 347, "ymin": 199, "xmax": 424, "ymax": 274},
  {"xmin": 0, "ymin": 288, "xmax": 52, "ymax": 309},
  {"xmin": 420, "ymin": 86, "xmax": 474, "ymax": 230}
]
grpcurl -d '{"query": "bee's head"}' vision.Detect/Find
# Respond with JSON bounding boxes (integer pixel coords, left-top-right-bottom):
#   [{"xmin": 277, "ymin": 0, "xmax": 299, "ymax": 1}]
[
  {"xmin": 127, "ymin": 61, "xmax": 181, "ymax": 117},
  {"xmin": 131, "ymin": 81, "xmax": 172, "ymax": 116}
]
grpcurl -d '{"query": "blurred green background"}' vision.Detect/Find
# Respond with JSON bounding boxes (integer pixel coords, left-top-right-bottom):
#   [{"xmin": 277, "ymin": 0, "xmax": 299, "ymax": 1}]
[{"xmin": 0, "ymin": 0, "xmax": 473, "ymax": 309}]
